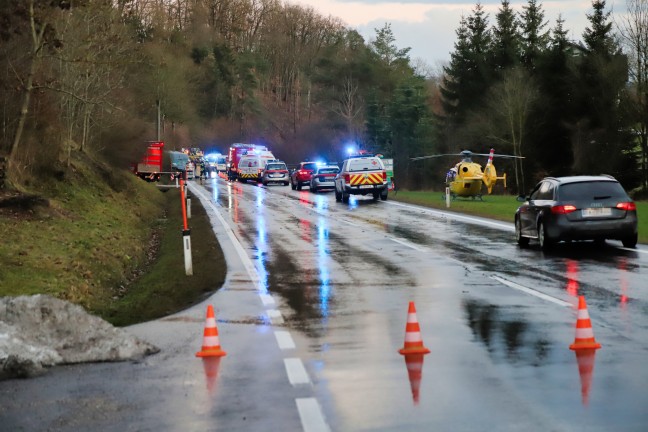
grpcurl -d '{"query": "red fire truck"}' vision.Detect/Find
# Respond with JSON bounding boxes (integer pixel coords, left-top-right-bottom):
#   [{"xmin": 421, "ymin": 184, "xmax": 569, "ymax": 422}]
[
  {"xmin": 132, "ymin": 141, "xmax": 164, "ymax": 181},
  {"xmin": 227, "ymin": 143, "xmax": 266, "ymax": 181}
]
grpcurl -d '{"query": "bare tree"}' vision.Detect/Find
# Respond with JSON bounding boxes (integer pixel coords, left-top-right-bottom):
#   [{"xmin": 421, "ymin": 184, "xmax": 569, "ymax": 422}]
[
  {"xmin": 7, "ymin": 0, "xmax": 56, "ymax": 182},
  {"xmin": 485, "ymin": 67, "xmax": 538, "ymax": 193},
  {"xmin": 332, "ymin": 75, "xmax": 364, "ymax": 142},
  {"xmin": 617, "ymin": 0, "xmax": 648, "ymax": 191}
]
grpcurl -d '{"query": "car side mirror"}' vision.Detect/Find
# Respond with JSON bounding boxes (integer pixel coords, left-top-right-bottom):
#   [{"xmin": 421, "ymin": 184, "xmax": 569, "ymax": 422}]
[{"xmin": 516, "ymin": 195, "xmax": 526, "ymax": 202}]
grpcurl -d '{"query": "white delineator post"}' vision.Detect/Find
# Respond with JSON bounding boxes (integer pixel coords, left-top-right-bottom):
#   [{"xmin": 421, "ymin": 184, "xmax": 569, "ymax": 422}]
[
  {"xmin": 445, "ymin": 187, "xmax": 451, "ymax": 208},
  {"xmin": 179, "ymin": 180, "xmax": 193, "ymax": 276},
  {"xmin": 183, "ymin": 228, "xmax": 193, "ymax": 276}
]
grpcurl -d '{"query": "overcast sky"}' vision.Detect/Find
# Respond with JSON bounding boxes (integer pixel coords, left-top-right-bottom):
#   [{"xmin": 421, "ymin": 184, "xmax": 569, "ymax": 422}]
[{"xmin": 288, "ymin": 0, "xmax": 626, "ymax": 72}]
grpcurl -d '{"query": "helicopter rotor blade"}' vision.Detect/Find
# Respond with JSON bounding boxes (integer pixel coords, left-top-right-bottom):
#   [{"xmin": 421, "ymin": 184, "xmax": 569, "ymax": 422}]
[
  {"xmin": 470, "ymin": 153, "xmax": 525, "ymax": 159},
  {"xmin": 410, "ymin": 154, "xmax": 460, "ymax": 161},
  {"xmin": 410, "ymin": 151, "xmax": 525, "ymax": 161}
]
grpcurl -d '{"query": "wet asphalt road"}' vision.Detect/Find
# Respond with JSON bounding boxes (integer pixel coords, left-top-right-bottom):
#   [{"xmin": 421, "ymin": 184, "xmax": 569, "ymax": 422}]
[{"xmin": 1, "ymin": 176, "xmax": 648, "ymax": 432}]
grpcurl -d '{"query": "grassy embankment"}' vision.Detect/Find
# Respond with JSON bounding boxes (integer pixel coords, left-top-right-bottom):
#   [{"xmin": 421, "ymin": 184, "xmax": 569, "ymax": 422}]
[
  {"xmin": 391, "ymin": 191, "xmax": 648, "ymax": 244},
  {"xmin": 0, "ymin": 159, "xmax": 225, "ymax": 326}
]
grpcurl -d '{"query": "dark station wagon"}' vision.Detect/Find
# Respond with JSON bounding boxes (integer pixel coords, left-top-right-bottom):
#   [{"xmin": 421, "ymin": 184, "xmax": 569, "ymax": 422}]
[{"xmin": 515, "ymin": 175, "xmax": 638, "ymax": 250}]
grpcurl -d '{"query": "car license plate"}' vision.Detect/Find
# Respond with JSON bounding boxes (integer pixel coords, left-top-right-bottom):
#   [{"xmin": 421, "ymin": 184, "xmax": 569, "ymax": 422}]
[
  {"xmin": 582, "ymin": 208, "xmax": 611, "ymax": 217},
  {"xmin": 359, "ymin": 185, "xmax": 374, "ymax": 189}
]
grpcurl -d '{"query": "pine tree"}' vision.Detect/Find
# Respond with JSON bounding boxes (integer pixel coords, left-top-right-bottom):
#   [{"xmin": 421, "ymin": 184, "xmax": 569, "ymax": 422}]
[
  {"xmin": 491, "ymin": 0, "xmax": 520, "ymax": 73},
  {"xmin": 571, "ymin": 0, "xmax": 636, "ymax": 183},
  {"xmin": 440, "ymin": 16, "xmax": 470, "ymax": 120},
  {"xmin": 440, "ymin": 3, "xmax": 492, "ymax": 124},
  {"xmin": 531, "ymin": 16, "xmax": 576, "ymax": 176},
  {"xmin": 519, "ymin": 0, "xmax": 549, "ymax": 71},
  {"xmin": 583, "ymin": 0, "xmax": 614, "ymax": 55}
]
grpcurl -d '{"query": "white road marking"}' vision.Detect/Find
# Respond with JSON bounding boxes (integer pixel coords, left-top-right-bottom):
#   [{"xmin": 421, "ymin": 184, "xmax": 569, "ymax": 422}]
[
  {"xmin": 260, "ymin": 293, "xmax": 275, "ymax": 306},
  {"xmin": 620, "ymin": 246, "xmax": 648, "ymax": 254},
  {"xmin": 296, "ymin": 398, "xmax": 331, "ymax": 432},
  {"xmin": 387, "ymin": 200, "xmax": 513, "ymax": 231},
  {"xmin": 284, "ymin": 358, "xmax": 311, "ymax": 385},
  {"xmin": 274, "ymin": 330, "xmax": 296, "ymax": 350},
  {"xmin": 490, "ymin": 275, "xmax": 572, "ymax": 307},
  {"xmin": 389, "ymin": 237, "xmax": 429, "ymax": 253},
  {"xmin": 267, "ymin": 309, "xmax": 285, "ymax": 324},
  {"xmin": 188, "ymin": 184, "xmax": 263, "ymax": 288}
]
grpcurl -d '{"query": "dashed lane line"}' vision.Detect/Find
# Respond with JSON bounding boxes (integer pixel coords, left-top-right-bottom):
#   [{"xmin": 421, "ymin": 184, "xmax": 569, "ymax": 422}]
[
  {"xmin": 490, "ymin": 275, "xmax": 572, "ymax": 307},
  {"xmin": 189, "ymin": 183, "xmax": 324, "ymax": 431},
  {"xmin": 275, "ymin": 331, "xmax": 296, "ymax": 350},
  {"xmin": 284, "ymin": 358, "xmax": 311, "ymax": 385},
  {"xmin": 386, "ymin": 200, "xmax": 513, "ymax": 231},
  {"xmin": 389, "ymin": 237, "xmax": 429, "ymax": 253},
  {"xmin": 267, "ymin": 309, "xmax": 285, "ymax": 324},
  {"xmin": 296, "ymin": 398, "xmax": 331, "ymax": 432},
  {"xmin": 260, "ymin": 293, "xmax": 276, "ymax": 306}
]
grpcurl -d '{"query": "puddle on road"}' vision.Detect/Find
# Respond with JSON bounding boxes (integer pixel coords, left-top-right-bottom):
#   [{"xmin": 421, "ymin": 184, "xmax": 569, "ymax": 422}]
[{"xmin": 462, "ymin": 298, "xmax": 552, "ymax": 367}]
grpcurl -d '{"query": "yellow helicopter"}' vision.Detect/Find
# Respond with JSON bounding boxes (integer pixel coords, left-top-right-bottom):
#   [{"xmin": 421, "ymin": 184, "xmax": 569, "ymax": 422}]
[{"xmin": 411, "ymin": 148, "xmax": 523, "ymax": 200}]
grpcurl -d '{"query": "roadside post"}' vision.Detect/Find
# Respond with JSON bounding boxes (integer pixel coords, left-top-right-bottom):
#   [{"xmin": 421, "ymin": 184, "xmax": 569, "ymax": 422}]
[
  {"xmin": 179, "ymin": 179, "xmax": 193, "ymax": 276},
  {"xmin": 445, "ymin": 187, "xmax": 451, "ymax": 208},
  {"xmin": 383, "ymin": 158, "xmax": 394, "ymax": 191},
  {"xmin": 186, "ymin": 190, "xmax": 192, "ymax": 219}
]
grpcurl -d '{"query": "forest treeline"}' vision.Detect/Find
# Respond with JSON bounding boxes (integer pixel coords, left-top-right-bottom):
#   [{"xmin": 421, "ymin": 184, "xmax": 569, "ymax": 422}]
[{"xmin": 1, "ymin": 0, "xmax": 648, "ymax": 194}]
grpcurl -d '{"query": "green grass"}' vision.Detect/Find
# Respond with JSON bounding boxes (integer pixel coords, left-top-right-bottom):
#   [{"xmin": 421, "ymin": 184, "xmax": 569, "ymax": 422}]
[
  {"xmin": 391, "ymin": 190, "xmax": 648, "ymax": 244},
  {"xmin": 0, "ymin": 159, "xmax": 225, "ymax": 326},
  {"xmin": 95, "ymin": 187, "xmax": 226, "ymax": 326}
]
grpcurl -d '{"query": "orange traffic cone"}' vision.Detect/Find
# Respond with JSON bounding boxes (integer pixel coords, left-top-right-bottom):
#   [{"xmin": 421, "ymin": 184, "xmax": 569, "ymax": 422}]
[
  {"xmin": 574, "ymin": 349, "xmax": 597, "ymax": 406},
  {"xmin": 403, "ymin": 354, "xmax": 425, "ymax": 405},
  {"xmin": 196, "ymin": 305, "xmax": 227, "ymax": 357},
  {"xmin": 398, "ymin": 302, "xmax": 431, "ymax": 355},
  {"xmin": 569, "ymin": 296, "xmax": 601, "ymax": 350}
]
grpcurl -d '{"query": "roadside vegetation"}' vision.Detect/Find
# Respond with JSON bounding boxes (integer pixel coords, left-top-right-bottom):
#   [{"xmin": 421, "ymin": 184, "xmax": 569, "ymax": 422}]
[
  {"xmin": 392, "ymin": 191, "xmax": 648, "ymax": 244},
  {"xmin": 0, "ymin": 157, "xmax": 225, "ymax": 326}
]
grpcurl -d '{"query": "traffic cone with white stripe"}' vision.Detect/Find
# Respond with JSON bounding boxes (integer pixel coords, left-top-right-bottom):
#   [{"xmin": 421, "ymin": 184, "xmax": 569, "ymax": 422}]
[
  {"xmin": 196, "ymin": 305, "xmax": 227, "ymax": 357},
  {"xmin": 569, "ymin": 296, "xmax": 601, "ymax": 350},
  {"xmin": 398, "ymin": 302, "xmax": 431, "ymax": 355}
]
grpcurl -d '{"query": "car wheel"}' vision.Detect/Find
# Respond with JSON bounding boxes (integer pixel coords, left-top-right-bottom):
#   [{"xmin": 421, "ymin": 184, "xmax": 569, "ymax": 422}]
[
  {"xmin": 284, "ymin": 182, "xmax": 289, "ymax": 186},
  {"xmin": 538, "ymin": 221, "xmax": 554, "ymax": 251},
  {"xmin": 262, "ymin": 181, "xmax": 268, "ymax": 186},
  {"xmin": 311, "ymin": 186, "xmax": 318, "ymax": 193},
  {"xmin": 622, "ymin": 233, "xmax": 638, "ymax": 248},
  {"xmin": 515, "ymin": 218, "xmax": 529, "ymax": 247},
  {"xmin": 372, "ymin": 192, "xmax": 379, "ymax": 201},
  {"xmin": 291, "ymin": 180, "xmax": 296, "ymax": 190},
  {"xmin": 380, "ymin": 189, "xmax": 388, "ymax": 201},
  {"xmin": 296, "ymin": 182, "xmax": 302, "ymax": 191},
  {"xmin": 335, "ymin": 188, "xmax": 341, "ymax": 202},
  {"xmin": 342, "ymin": 192, "xmax": 350, "ymax": 203}
]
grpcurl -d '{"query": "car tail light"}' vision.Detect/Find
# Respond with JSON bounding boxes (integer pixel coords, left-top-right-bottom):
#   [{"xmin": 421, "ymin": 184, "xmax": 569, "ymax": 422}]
[
  {"xmin": 344, "ymin": 174, "xmax": 350, "ymax": 184},
  {"xmin": 382, "ymin": 170, "xmax": 387, "ymax": 180},
  {"xmin": 551, "ymin": 205, "xmax": 577, "ymax": 214},
  {"xmin": 616, "ymin": 202, "xmax": 636, "ymax": 211}
]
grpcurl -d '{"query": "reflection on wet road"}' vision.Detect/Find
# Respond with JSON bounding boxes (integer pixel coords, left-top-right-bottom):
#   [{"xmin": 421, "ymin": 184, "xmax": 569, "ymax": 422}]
[{"xmin": 205, "ymin": 178, "xmax": 648, "ymax": 431}]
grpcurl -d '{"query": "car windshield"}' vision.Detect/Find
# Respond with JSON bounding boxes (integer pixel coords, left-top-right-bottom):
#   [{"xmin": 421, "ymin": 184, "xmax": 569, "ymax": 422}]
[
  {"xmin": 302, "ymin": 163, "xmax": 317, "ymax": 171},
  {"xmin": 317, "ymin": 168, "xmax": 339, "ymax": 174},
  {"xmin": 266, "ymin": 163, "xmax": 286, "ymax": 170},
  {"xmin": 559, "ymin": 181, "xmax": 629, "ymax": 201},
  {"xmin": 348, "ymin": 158, "xmax": 382, "ymax": 172}
]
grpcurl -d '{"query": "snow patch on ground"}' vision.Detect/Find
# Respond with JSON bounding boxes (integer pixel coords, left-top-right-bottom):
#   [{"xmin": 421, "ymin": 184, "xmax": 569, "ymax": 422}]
[{"xmin": 0, "ymin": 295, "xmax": 159, "ymax": 379}]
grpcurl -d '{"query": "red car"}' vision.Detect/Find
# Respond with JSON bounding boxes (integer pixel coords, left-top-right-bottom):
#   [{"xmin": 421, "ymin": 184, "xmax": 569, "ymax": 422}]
[{"xmin": 290, "ymin": 162, "xmax": 318, "ymax": 190}]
